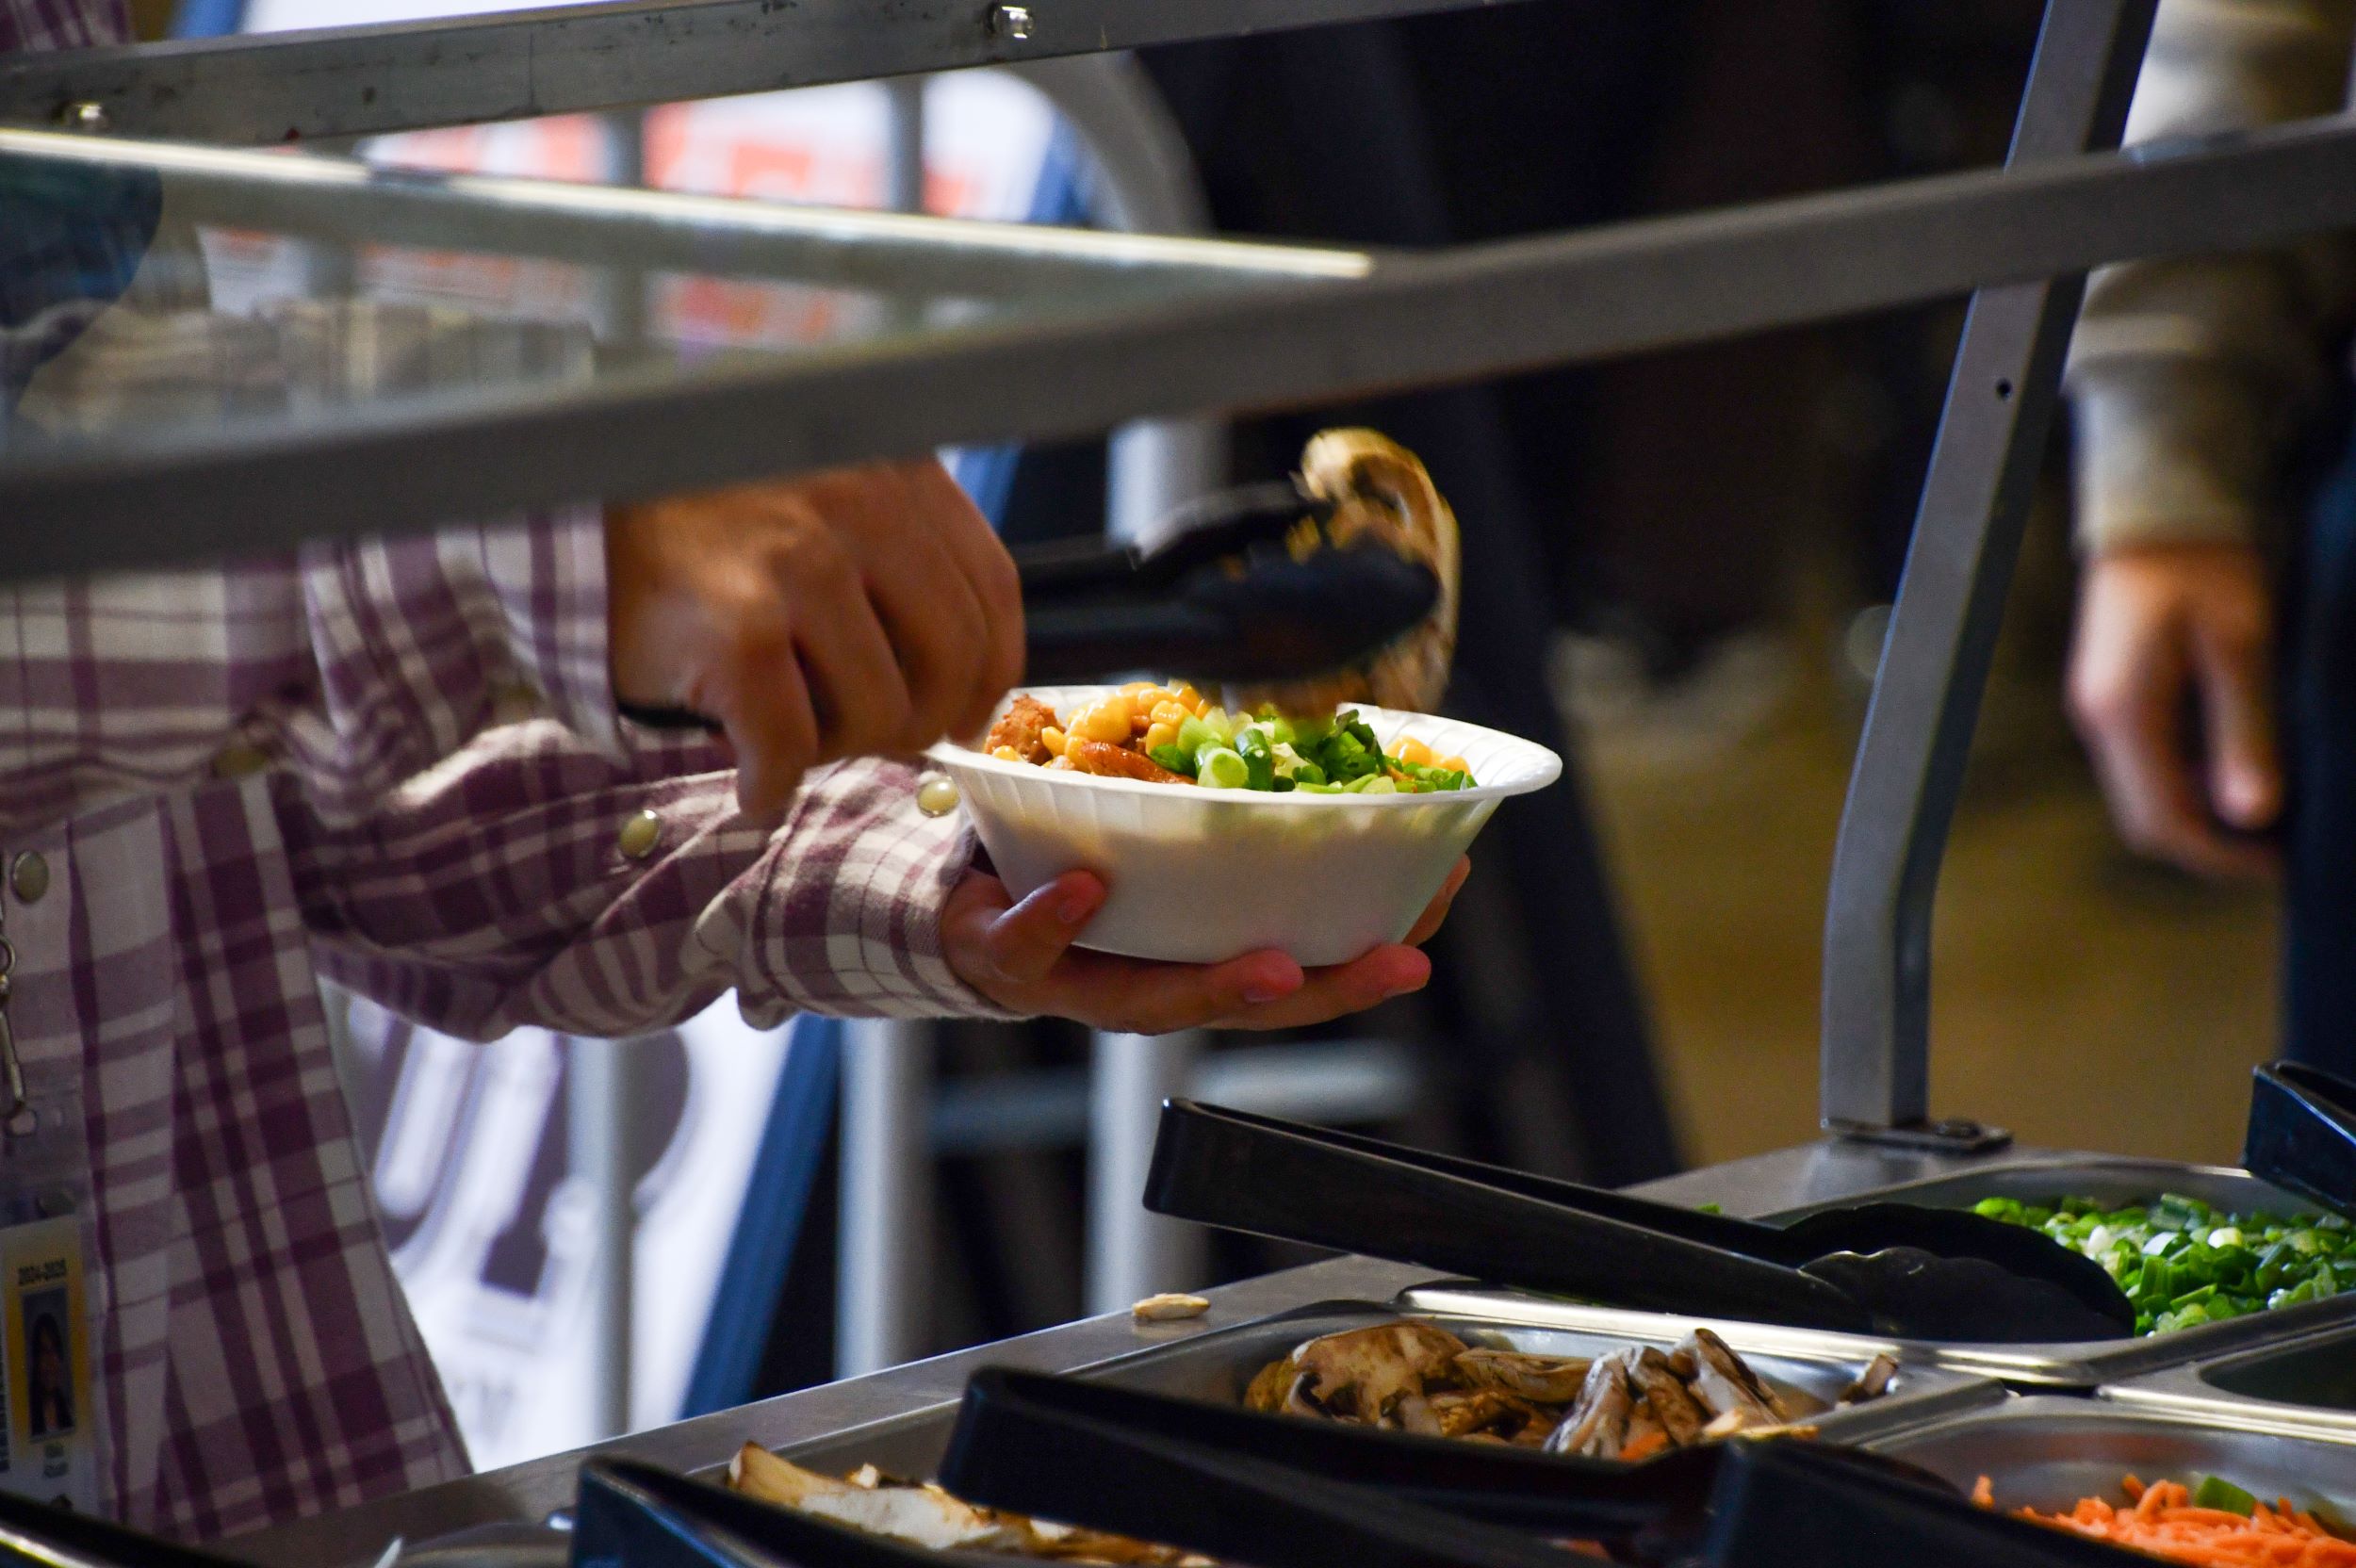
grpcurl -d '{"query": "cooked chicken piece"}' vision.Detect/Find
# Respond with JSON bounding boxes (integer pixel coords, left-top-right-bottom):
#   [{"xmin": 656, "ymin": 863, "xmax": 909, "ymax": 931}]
[
  {"xmin": 1546, "ymin": 1348, "xmax": 1639, "ymax": 1458},
  {"xmin": 1266, "ymin": 1319, "xmax": 1471, "ymax": 1424},
  {"xmin": 1679, "ymin": 1328, "xmax": 1792, "ymax": 1426},
  {"xmin": 1067, "ymin": 738, "xmax": 1194, "ymax": 785},
  {"xmin": 1628, "ymin": 1348, "xmax": 1710, "ymax": 1447},
  {"xmin": 985, "ymin": 694, "xmax": 1058, "ymax": 764},
  {"xmin": 1450, "ymin": 1348, "xmax": 1594, "ymax": 1404},
  {"xmin": 728, "ymin": 1446, "xmax": 1023, "ymax": 1553},
  {"xmin": 1838, "ymin": 1352, "xmax": 1899, "ymax": 1406},
  {"xmin": 1662, "ymin": 1348, "xmax": 1697, "ymax": 1380}
]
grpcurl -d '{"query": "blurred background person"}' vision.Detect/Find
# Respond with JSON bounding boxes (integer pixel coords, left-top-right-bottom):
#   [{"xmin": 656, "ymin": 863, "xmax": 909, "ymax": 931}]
[{"xmin": 2062, "ymin": 0, "xmax": 2356, "ymax": 1068}]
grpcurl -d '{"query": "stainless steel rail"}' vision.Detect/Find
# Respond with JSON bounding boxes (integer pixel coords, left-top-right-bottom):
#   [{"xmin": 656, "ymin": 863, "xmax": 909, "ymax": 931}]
[
  {"xmin": 1818, "ymin": 0, "xmax": 2154, "ymax": 1147},
  {"xmin": 11, "ymin": 108, "xmax": 2356, "ymax": 580},
  {"xmin": 0, "ymin": 127, "xmax": 1369, "ymax": 299},
  {"xmin": 0, "ymin": 0, "xmax": 1546, "ymax": 147}
]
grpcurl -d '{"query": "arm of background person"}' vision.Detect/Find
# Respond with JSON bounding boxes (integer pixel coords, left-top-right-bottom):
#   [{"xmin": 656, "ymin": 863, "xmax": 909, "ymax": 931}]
[{"xmin": 2066, "ymin": 0, "xmax": 2356, "ymax": 876}]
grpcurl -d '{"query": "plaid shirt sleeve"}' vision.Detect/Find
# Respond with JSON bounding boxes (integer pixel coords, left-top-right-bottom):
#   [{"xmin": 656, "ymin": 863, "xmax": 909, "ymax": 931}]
[
  {"xmin": 277, "ymin": 721, "xmax": 1009, "ymax": 1035},
  {"xmin": 1, "ymin": 518, "xmax": 619, "ymax": 839}
]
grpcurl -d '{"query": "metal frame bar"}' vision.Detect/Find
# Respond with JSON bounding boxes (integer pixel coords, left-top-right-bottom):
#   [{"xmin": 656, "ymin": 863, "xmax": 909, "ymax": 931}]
[
  {"xmin": 11, "ymin": 109, "xmax": 2356, "ymax": 580},
  {"xmin": 0, "ymin": 0, "xmax": 1546, "ymax": 146},
  {"xmin": 1818, "ymin": 0, "xmax": 2157, "ymax": 1145},
  {"xmin": 0, "ymin": 129, "xmax": 1367, "ymax": 299}
]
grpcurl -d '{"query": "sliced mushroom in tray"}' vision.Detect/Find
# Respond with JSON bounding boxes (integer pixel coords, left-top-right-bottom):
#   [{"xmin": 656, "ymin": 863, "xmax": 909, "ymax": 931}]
[{"xmin": 1242, "ymin": 1319, "xmax": 1869, "ymax": 1462}]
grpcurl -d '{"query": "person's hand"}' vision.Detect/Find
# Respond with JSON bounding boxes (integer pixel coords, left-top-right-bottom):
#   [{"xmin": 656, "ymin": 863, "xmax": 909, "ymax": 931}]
[
  {"xmin": 944, "ymin": 858, "xmax": 1472, "ymax": 1032},
  {"xmin": 606, "ymin": 459, "xmax": 1023, "ymax": 814},
  {"xmin": 2068, "ymin": 541, "xmax": 2281, "ymax": 878}
]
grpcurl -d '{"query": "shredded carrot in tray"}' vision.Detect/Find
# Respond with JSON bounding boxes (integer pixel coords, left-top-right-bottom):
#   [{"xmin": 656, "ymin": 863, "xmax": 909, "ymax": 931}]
[{"xmin": 1978, "ymin": 1474, "xmax": 2356, "ymax": 1566}]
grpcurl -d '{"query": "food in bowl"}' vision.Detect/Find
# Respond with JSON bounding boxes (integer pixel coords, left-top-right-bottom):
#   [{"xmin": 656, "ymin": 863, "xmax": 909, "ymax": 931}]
[
  {"xmin": 931, "ymin": 686, "xmax": 1562, "ymax": 965},
  {"xmin": 1974, "ymin": 1194, "xmax": 2354, "ymax": 1334},
  {"xmin": 983, "ymin": 682, "xmax": 1475, "ymax": 793}
]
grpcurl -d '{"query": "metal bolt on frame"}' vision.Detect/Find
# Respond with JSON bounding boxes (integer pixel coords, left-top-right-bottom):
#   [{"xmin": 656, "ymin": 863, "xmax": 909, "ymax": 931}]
[{"xmin": 991, "ymin": 4, "xmax": 1035, "ymax": 41}]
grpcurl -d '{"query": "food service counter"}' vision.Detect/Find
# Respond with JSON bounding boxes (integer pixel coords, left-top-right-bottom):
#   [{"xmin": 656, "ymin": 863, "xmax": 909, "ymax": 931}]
[{"xmin": 236, "ymin": 1135, "xmax": 2268, "ymax": 1568}]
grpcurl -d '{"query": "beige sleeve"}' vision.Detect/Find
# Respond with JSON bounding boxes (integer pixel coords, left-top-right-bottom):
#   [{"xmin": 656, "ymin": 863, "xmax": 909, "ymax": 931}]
[{"xmin": 2067, "ymin": 0, "xmax": 2356, "ymax": 553}]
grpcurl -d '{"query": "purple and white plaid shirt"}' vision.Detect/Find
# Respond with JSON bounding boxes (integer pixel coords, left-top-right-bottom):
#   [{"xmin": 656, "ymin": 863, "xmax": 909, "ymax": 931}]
[{"xmin": 5, "ymin": 0, "xmax": 993, "ymax": 1541}]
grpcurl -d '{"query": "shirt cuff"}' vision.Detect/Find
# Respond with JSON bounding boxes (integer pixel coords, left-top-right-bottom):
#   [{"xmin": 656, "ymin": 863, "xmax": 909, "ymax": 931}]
[
  {"xmin": 2070, "ymin": 359, "xmax": 2272, "ymax": 555},
  {"xmin": 743, "ymin": 759, "xmax": 1025, "ymax": 1022}
]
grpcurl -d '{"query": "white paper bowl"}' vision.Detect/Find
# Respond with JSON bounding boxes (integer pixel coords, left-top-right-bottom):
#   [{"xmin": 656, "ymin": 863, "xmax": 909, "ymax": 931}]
[{"xmin": 925, "ymin": 685, "xmax": 1562, "ymax": 966}]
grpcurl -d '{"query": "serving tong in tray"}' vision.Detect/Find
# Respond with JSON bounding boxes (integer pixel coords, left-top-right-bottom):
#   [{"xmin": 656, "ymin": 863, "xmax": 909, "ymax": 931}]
[
  {"xmin": 930, "ymin": 1366, "xmax": 2137, "ymax": 1567},
  {"xmin": 619, "ymin": 481, "xmax": 1441, "ymax": 730},
  {"xmin": 1146, "ymin": 1101, "xmax": 2134, "ymax": 1344}
]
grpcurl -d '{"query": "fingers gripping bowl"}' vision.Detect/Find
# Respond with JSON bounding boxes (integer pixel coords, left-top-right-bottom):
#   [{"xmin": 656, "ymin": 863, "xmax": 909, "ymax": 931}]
[{"xmin": 927, "ymin": 685, "xmax": 1561, "ymax": 967}]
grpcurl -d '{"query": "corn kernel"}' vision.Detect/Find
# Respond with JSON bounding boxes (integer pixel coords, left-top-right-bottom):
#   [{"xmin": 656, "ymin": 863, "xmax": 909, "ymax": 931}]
[
  {"xmin": 1394, "ymin": 737, "xmax": 1436, "ymax": 767},
  {"xmin": 1120, "ymin": 681, "xmax": 1157, "ymax": 694},
  {"xmin": 1150, "ymin": 700, "xmax": 1188, "ymax": 728},
  {"xmin": 1134, "ymin": 685, "xmax": 1174, "ymax": 708},
  {"xmin": 1173, "ymin": 684, "xmax": 1205, "ymax": 713},
  {"xmin": 991, "ymin": 744, "xmax": 1022, "ymax": 762},
  {"xmin": 1440, "ymin": 756, "xmax": 1470, "ymax": 775},
  {"xmin": 1143, "ymin": 721, "xmax": 1178, "ymax": 753},
  {"xmin": 1072, "ymin": 696, "xmax": 1136, "ymax": 743},
  {"xmin": 1041, "ymin": 726, "xmax": 1068, "ymax": 758}
]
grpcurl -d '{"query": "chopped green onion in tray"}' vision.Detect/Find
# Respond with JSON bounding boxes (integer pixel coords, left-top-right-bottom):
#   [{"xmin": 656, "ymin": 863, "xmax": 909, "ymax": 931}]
[{"xmin": 1973, "ymin": 1194, "xmax": 2356, "ymax": 1334}]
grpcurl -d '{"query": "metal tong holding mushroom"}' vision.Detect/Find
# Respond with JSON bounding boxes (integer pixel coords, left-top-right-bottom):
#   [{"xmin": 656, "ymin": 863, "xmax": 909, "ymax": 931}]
[
  {"xmin": 1144, "ymin": 1101, "xmax": 2135, "ymax": 1344},
  {"xmin": 936, "ymin": 1368, "xmax": 2135, "ymax": 1568}
]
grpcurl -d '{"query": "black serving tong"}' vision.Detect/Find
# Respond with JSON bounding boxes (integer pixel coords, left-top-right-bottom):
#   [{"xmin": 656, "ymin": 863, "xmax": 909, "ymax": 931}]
[
  {"xmin": 1146, "ymin": 1101, "xmax": 2133, "ymax": 1343},
  {"xmin": 938, "ymin": 1367, "xmax": 2139, "ymax": 1568},
  {"xmin": 618, "ymin": 481, "xmax": 1439, "ymax": 730},
  {"xmin": 2244, "ymin": 1059, "xmax": 2356, "ymax": 1217},
  {"xmin": 1019, "ymin": 481, "xmax": 1438, "ymax": 686},
  {"xmin": 570, "ymin": 1456, "xmax": 1008, "ymax": 1568}
]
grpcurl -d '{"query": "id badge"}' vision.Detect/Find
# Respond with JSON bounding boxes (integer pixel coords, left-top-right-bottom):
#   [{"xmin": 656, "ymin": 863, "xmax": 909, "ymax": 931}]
[{"xmin": 0, "ymin": 1213, "xmax": 91, "ymax": 1511}]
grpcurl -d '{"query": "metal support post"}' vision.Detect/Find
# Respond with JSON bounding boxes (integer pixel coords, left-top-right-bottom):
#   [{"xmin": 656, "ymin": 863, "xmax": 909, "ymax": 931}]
[
  {"xmin": 1819, "ymin": 0, "xmax": 2157, "ymax": 1146},
  {"xmin": 836, "ymin": 1021, "xmax": 936, "ymax": 1378},
  {"xmin": 567, "ymin": 1035, "xmax": 635, "ymax": 1439},
  {"xmin": 1086, "ymin": 1033, "xmax": 1204, "ymax": 1314},
  {"xmin": 596, "ymin": 109, "xmax": 648, "ymax": 349},
  {"xmin": 833, "ymin": 86, "xmax": 941, "ymax": 1381}
]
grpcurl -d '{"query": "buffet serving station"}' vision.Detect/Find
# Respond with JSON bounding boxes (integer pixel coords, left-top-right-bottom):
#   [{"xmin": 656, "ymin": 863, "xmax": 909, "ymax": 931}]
[{"xmin": 10, "ymin": 0, "xmax": 2356, "ymax": 1562}]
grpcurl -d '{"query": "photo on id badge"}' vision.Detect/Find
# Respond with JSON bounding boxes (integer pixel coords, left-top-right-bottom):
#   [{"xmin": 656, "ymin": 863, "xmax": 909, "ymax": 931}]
[{"xmin": 0, "ymin": 1217, "xmax": 93, "ymax": 1511}]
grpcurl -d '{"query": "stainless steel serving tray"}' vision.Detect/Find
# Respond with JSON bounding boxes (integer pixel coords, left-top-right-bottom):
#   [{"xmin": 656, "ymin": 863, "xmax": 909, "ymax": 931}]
[
  {"xmin": 1406, "ymin": 1155, "xmax": 2356, "ymax": 1388},
  {"xmin": 382, "ymin": 1298, "xmax": 1991, "ymax": 1566},
  {"xmin": 1855, "ymin": 1395, "xmax": 2356, "ymax": 1511},
  {"xmin": 766, "ymin": 1298, "xmax": 1995, "ymax": 1478},
  {"xmin": 2105, "ymin": 1316, "xmax": 2356, "ymax": 1440}
]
